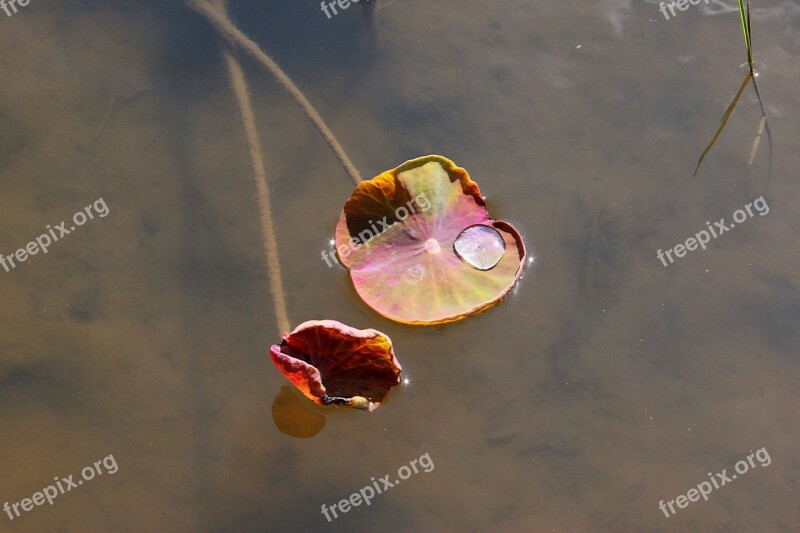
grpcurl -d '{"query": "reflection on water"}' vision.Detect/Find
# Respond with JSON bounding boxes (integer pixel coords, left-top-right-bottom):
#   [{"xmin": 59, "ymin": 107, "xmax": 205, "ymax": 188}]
[
  {"xmin": 0, "ymin": 0, "xmax": 799, "ymax": 531},
  {"xmin": 272, "ymin": 386, "xmax": 326, "ymax": 439}
]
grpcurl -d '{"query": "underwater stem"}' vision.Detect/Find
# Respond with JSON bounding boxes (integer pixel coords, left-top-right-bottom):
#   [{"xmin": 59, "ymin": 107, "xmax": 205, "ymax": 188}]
[
  {"xmin": 225, "ymin": 50, "xmax": 291, "ymax": 333},
  {"xmin": 189, "ymin": 0, "xmax": 363, "ymax": 185}
]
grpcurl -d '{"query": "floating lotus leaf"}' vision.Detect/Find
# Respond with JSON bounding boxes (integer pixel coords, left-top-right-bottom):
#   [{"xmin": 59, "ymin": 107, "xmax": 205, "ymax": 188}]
[
  {"xmin": 269, "ymin": 320, "xmax": 402, "ymax": 412},
  {"xmin": 334, "ymin": 155, "xmax": 526, "ymax": 325}
]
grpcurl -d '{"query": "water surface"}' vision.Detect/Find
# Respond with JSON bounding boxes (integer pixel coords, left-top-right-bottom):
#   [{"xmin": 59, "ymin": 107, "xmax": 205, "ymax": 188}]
[{"xmin": 0, "ymin": 0, "xmax": 798, "ymax": 531}]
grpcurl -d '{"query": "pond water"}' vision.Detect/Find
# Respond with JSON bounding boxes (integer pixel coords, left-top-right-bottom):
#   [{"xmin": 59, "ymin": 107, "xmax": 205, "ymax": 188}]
[{"xmin": 0, "ymin": 0, "xmax": 798, "ymax": 531}]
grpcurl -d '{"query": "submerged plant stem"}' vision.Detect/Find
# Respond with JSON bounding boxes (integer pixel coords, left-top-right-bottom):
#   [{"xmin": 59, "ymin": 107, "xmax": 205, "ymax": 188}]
[
  {"xmin": 750, "ymin": 74, "xmax": 773, "ymax": 184},
  {"xmin": 748, "ymin": 114, "xmax": 766, "ymax": 165},
  {"xmin": 189, "ymin": 0, "xmax": 363, "ymax": 185},
  {"xmin": 225, "ymin": 50, "xmax": 291, "ymax": 333}
]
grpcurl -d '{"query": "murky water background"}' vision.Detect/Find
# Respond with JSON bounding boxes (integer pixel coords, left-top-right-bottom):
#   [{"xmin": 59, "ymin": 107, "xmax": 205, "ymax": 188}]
[{"xmin": 1, "ymin": 0, "xmax": 798, "ymax": 531}]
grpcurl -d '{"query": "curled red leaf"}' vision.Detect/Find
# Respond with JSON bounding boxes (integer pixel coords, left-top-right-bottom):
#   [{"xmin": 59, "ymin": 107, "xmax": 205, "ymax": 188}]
[{"xmin": 269, "ymin": 320, "xmax": 402, "ymax": 412}]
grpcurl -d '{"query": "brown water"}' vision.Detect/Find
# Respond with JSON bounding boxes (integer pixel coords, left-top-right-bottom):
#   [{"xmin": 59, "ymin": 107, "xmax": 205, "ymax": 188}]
[{"xmin": 1, "ymin": 0, "xmax": 799, "ymax": 531}]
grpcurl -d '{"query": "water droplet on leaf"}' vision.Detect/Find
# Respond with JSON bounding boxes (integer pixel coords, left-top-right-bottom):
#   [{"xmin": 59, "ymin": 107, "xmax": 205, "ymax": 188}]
[{"xmin": 453, "ymin": 224, "xmax": 506, "ymax": 270}]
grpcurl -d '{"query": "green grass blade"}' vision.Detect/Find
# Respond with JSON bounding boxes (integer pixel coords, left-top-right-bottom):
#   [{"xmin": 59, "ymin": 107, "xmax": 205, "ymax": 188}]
[
  {"xmin": 693, "ymin": 72, "xmax": 752, "ymax": 177},
  {"xmin": 738, "ymin": 0, "xmax": 752, "ymax": 70},
  {"xmin": 694, "ymin": 0, "xmax": 772, "ymax": 179}
]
